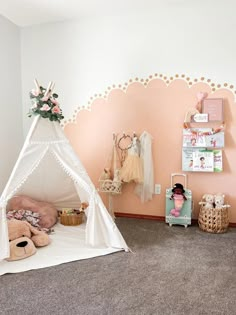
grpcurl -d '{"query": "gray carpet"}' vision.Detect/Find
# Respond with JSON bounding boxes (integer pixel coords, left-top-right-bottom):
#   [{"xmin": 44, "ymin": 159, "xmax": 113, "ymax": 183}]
[{"xmin": 0, "ymin": 218, "xmax": 235, "ymax": 315}]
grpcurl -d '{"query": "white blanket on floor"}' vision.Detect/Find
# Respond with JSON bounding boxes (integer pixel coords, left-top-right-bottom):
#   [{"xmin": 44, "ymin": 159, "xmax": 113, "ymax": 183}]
[{"xmin": 0, "ymin": 223, "xmax": 121, "ymax": 276}]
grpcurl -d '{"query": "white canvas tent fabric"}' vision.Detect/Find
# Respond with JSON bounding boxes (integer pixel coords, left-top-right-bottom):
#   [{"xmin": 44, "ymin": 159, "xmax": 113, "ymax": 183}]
[{"xmin": 0, "ymin": 116, "xmax": 129, "ymax": 261}]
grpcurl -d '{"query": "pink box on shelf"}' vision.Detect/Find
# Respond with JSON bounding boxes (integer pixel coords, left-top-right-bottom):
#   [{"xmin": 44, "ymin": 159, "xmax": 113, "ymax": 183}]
[{"xmin": 202, "ymin": 98, "xmax": 224, "ymax": 121}]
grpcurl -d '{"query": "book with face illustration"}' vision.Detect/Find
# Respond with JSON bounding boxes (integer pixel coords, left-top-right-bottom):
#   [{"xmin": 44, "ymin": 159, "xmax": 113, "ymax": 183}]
[
  {"xmin": 182, "ymin": 128, "xmax": 224, "ymax": 148},
  {"xmin": 192, "ymin": 150, "xmax": 214, "ymax": 172},
  {"xmin": 182, "ymin": 149, "xmax": 222, "ymax": 172}
]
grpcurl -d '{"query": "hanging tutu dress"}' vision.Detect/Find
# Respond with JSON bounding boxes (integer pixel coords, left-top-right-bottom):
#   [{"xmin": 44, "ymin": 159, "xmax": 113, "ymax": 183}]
[{"xmin": 120, "ymin": 136, "xmax": 144, "ymax": 184}]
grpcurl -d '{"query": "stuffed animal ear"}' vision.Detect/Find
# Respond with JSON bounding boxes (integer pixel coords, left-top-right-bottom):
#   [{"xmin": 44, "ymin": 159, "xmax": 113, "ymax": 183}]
[
  {"xmin": 22, "ymin": 221, "xmax": 50, "ymax": 247},
  {"xmin": 31, "ymin": 233, "xmax": 50, "ymax": 247},
  {"xmin": 22, "ymin": 221, "xmax": 42, "ymax": 235}
]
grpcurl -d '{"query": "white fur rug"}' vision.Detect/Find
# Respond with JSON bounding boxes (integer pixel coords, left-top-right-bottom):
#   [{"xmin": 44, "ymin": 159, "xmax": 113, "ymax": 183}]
[{"xmin": 0, "ymin": 223, "xmax": 121, "ymax": 276}]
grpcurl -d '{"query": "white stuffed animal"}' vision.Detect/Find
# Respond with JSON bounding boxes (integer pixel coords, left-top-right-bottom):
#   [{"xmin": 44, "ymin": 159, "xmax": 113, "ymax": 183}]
[
  {"xmin": 214, "ymin": 194, "xmax": 230, "ymax": 209},
  {"xmin": 199, "ymin": 194, "xmax": 214, "ymax": 209}
]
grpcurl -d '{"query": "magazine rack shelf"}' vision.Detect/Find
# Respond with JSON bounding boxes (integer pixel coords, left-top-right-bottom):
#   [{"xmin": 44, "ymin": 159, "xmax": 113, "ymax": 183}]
[{"xmin": 182, "ymin": 98, "xmax": 224, "ymax": 173}]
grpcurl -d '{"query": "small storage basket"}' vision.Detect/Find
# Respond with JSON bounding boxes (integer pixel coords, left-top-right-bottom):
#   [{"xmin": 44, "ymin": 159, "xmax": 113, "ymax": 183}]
[
  {"xmin": 98, "ymin": 178, "xmax": 122, "ymax": 194},
  {"xmin": 198, "ymin": 206, "xmax": 229, "ymax": 233},
  {"xmin": 60, "ymin": 213, "xmax": 83, "ymax": 226}
]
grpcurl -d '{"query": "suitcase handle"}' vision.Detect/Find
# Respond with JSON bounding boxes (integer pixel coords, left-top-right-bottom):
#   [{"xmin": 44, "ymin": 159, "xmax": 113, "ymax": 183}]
[{"xmin": 171, "ymin": 173, "xmax": 187, "ymax": 189}]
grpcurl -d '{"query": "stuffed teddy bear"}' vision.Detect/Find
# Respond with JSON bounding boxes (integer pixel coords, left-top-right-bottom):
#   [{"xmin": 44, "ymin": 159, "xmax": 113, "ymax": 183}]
[
  {"xmin": 6, "ymin": 219, "xmax": 50, "ymax": 262},
  {"xmin": 199, "ymin": 194, "xmax": 214, "ymax": 209},
  {"xmin": 7, "ymin": 195, "xmax": 58, "ymax": 229},
  {"xmin": 214, "ymin": 194, "xmax": 225, "ymax": 209},
  {"xmin": 170, "ymin": 183, "xmax": 187, "ymax": 217},
  {"xmin": 214, "ymin": 194, "xmax": 230, "ymax": 209}
]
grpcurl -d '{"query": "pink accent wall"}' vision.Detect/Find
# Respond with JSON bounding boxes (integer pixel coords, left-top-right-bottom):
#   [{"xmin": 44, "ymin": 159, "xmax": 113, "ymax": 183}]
[{"xmin": 64, "ymin": 79, "xmax": 236, "ymax": 223}]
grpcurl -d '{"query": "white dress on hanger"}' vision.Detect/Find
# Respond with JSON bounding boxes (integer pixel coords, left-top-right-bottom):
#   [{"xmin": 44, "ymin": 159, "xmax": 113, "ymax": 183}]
[{"xmin": 135, "ymin": 131, "xmax": 154, "ymax": 202}]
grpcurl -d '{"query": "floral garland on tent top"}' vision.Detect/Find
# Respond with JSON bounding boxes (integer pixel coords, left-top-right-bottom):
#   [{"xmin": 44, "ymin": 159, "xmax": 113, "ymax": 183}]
[{"xmin": 28, "ymin": 79, "xmax": 64, "ymax": 122}]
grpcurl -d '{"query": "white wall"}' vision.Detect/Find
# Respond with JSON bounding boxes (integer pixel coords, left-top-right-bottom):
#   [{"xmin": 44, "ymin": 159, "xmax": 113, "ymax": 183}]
[
  {"xmin": 0, "ymin": 15, "xmax": 22, "ymax": 192},
  {"xmin": 21, "ymin": 1, "xmax": 236, "ymax": 134}
]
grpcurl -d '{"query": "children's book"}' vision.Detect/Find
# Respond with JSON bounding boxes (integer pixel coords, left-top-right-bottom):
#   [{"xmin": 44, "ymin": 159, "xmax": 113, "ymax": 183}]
[
  {"xmin": 182, "ymin": 149, "xmax": 222, "ymax": 172},
  {"xmin": 213, "ymin": 150, "xmax": 223, "ymax": 172},
  {"xmin": 182, "ymin": 128, "xmax": 224, "ymax": 148},
  {"xmin": 192, "ymin": 150, "xmax": 214, "ymax": 172}
]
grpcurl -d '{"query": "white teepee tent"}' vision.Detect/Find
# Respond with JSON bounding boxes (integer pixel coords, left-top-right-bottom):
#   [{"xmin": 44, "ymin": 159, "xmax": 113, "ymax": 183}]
[{"xmin": 0, "ymin": 115, "xmax": 129, "ymax": 260}]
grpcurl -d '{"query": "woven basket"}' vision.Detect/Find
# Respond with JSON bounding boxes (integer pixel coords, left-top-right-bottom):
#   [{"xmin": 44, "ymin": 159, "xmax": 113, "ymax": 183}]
[
  {"xmin": 60, "ymin": 213, "xmax": 83, "ymax": 226},
  {"xmin": 98, "ymin": 178, "xmax": 122, "ymax": 194},
  {"xmin": 198, "ymin": 206, "xmax": 229, "ymax": 233}
]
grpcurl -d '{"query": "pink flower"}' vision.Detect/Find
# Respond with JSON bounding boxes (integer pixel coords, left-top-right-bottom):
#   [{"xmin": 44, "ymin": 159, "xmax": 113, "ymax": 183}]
[
  {"xmin": 31, "ymin": 89, "xmax": 39, "ymax": 96},
  {"xmin": 52, "ymin": 106, "xmax": 61, "ymax": 114},
  {"xmin": 41, "ymin": 96, "xmax": 49, "ymax": 102},
  {"xmin": 40, "ymin": 104, "xmax": 51, "ymax": 111},
  {"xmin": 51, "ymin": 98, "xmax": 59, "ymax": 105}
]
